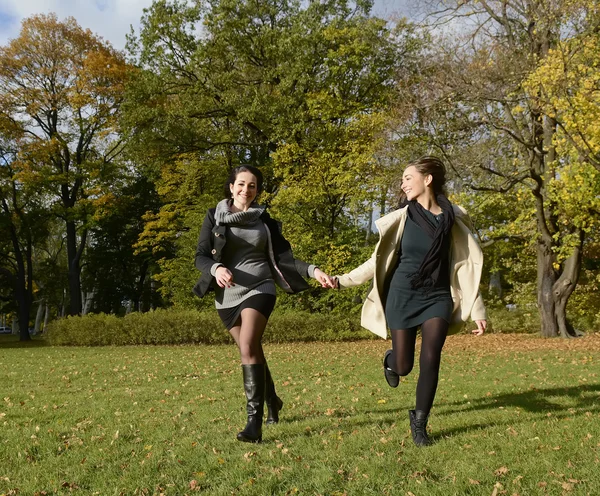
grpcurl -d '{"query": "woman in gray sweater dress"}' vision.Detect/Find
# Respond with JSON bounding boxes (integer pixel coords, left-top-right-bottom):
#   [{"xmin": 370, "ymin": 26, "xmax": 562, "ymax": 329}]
[{"xmin": 194, "ymin": 165, "xmax": 333, "ymax": 443}]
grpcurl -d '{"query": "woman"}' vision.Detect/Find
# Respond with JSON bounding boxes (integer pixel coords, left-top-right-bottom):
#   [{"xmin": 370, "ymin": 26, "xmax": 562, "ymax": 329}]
[
  {"xmin": 194, "ymin": 165, "xmax": 333, "ymax": 443},
  {"xmin": 334, "ymin": 156, "xmax": 486, "ymax": 447}
]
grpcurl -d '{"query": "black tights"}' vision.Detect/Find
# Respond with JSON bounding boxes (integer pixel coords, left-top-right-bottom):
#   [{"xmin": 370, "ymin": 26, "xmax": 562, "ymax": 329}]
[
  {"xmin": 388, "ymin": 317, "xmax": 448, "ymax": 413},
  {"xmin": 228, "ymin": 308, "xmax": 268, "ymax": 364}
]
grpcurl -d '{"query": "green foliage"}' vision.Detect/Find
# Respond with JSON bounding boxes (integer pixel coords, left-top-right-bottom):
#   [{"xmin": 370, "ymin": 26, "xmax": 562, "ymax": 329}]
[
  {"xmin": 0, "ymin": 13, "xmax": 133, "ymax": 316},
  {"xmin": 385, "ymin": 1, "xmax": 600, "ymax": 336},
  {"xmin": 47, "ymin": 310, "xmax": 223, "ymax": 346},
  {"xmin": 523, "ymin": 21, "xmax": 600, "ymax": 172},
  {"xmin": 565, "ymin": 263, "xmax": 600, "ymax": 333},
  {"xmin": 122, "ymin": 0, "xmax": 421, "ymax": 309},
  {"xmin": 147, "ymin": 203, "xmax": 214, "ymax": 308},
  {"xmin": 484, "ymin": 305, "xmax": 541, "ymax": 334},
  {"xmin": 47, "ymin": 308, "xmax": 375, "ymax": 346},
  {"xmin": 84, "ymin": 175, "xmax": 163, "ymax": 314},
  {"xmin": 451, "ymin": 189, "xmax": 538, "ymax": 296}
]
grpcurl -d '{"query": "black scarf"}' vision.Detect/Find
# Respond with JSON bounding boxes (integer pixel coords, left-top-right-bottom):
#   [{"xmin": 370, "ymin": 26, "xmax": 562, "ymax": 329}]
[{"xmin": 404, "ymin": 194, "xmax": 455, "ymax": 290}]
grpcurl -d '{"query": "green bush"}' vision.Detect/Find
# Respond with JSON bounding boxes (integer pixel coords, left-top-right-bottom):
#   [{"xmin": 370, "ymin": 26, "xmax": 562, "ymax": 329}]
[
  {"xmin": 47, "ymin": 308, "xmax": 375, "ymax": 346},
  {"xmin": 264, "ymin": 311, "xmax": 373, "ymax": 343},
  {"xmin": 484, "ymin": 305, "xmax": 541, "ymax": 334},
  {"xmin": 483, "ymin": 303, "xmax": 599, "ymax": 335},
  {"xmin": 47, "ymin": 304, "xmax": 557, "ymax": 347}
]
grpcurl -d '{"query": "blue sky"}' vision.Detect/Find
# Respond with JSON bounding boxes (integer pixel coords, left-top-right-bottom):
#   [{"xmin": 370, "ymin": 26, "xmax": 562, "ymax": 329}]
[{"xmin": 0, "ymin": 0, "xmax": 412, "ymax": 51}]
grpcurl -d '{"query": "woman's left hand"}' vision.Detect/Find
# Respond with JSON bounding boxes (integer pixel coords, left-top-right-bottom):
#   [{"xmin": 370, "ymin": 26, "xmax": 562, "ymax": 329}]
[
  {"xmin": 314, "ymin": 268, "xmax": 336, "ymax": 288},
  {"xmin": 472, "ymin": 320, "xmax": 487, "ymax": 336}
]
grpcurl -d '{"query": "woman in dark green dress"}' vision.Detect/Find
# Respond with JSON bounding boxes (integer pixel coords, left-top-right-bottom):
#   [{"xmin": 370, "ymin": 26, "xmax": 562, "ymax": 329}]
[{"xmin": 336, "ymin": 157, "xmax": 487, "ymax": 446}]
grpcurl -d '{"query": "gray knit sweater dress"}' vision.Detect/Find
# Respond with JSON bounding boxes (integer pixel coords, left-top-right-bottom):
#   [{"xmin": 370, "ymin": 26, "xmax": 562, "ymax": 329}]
[{"xmin": 210, "ymin": 199, "xmax": 314, "ymax": 329}]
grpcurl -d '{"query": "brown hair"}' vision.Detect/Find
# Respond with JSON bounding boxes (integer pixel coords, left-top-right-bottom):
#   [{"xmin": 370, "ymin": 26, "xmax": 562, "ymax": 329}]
[
  {"xmin": 408, "ymin": 156, "xmax": 447, "ymax": 194},
  {"xmin": 224, "ymin": 164, "xmax": 264, "ymax": 199},
  {"xmin": 397, "ymin": 156, "xmax": 447, "ymax": 205}
]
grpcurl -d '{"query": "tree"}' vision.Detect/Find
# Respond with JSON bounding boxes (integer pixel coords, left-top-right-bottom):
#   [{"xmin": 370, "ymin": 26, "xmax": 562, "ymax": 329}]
[
  {"xmin": 84, "ymin": 175, "xmax": 163, "ymax": 314},
  {"xmin": 522, "ymin": 18, "xmax": 600, "ymax": 330},
  {"xmin": 123, "ymin": 0, "xmax": 419, "ymax": 306},
  {"xmin": 0, "ymin": 14, "xmax": 131, "ymax": 315},
  {"xmin": 398, "ymin": 0, "xmax": 597, "ymax": 336},
  {"xmin": 0, "ymin": 130, "xmax": 33, "ymax": 340},
  {"xmin": 522, "ymin": 5, "xmax": 600, "ymax": 172}
]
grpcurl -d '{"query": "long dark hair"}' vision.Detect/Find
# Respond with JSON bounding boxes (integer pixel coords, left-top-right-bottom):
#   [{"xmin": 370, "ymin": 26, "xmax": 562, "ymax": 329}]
[
  {"xmin": 224, "ymin": 165, "xmax": 264, "ymax": 200},
  {"xmin": 397, "ymin": 156, "xmax": 447, "ymax": 206}
]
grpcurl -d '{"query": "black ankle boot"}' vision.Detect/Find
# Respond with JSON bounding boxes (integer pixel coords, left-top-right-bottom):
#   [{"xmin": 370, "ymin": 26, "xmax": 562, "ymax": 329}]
[
  {"xmin": 383, "ymin": 349, "xmax": 400, "ymax": 388},
  {"xmin": 409, "ymin": 409, "xmax": 432, "ymax": 447},
  {"xmin": 237, "ymin": 364, "xmax": 265, "ymax": 443},
  {"xmin": 265, "ymin": 364, "xmax": 283, "ymax": 425}
]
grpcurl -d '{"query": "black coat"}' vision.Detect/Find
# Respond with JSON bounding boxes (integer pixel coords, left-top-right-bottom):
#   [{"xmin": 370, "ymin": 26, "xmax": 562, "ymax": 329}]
[{"xmin": 193, "ymin": 208, "xmax": 312, "ymax": 298}]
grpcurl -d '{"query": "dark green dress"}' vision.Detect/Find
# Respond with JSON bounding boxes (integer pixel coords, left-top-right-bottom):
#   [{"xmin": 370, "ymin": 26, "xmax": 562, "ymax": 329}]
[{"xmin": 384, "ymin": 210, "xmax": 452, "ymax": 330}]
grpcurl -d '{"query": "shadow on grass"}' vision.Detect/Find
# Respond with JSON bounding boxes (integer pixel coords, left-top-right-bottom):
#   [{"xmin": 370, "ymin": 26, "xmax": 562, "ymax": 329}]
[
  {"xmin": 276, "ymin": 384, "xmax": 600, "ymax": 442},
  {"xmin": 431, "ymin": 383, "xmax": 600, "ymax": 439},
  {"xmin": 0, "ymin": 334, "xmax": 50, "ymax": 349},
  {"xmin": 437, "ymin": 383, "xmax": 600, "ymax": 415}
]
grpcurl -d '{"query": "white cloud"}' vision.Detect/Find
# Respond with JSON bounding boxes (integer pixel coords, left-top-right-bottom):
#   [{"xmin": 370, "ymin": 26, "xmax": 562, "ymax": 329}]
[
  {"xmin": 0, "ymin": 0, "xmax": 154, "ymax": 50},
  {"xmin": 0, "ymin": 0, "xmax": 413, "ymax": 52}
]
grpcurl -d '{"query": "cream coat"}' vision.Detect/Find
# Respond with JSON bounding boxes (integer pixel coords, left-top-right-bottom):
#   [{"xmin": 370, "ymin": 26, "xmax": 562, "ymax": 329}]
[{"xmin": 337, "ymin": 205, "xmax": 486, "ymax": 339}]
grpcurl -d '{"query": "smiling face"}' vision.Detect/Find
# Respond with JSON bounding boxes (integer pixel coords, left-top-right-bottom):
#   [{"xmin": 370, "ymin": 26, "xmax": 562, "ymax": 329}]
[
  {"xmin": 230, "ymin": 171, "xmax": 259, "ymax": 210},
  {"xmin": 401, "ymin": 165, "xmax": 432, "ymax": 201}
]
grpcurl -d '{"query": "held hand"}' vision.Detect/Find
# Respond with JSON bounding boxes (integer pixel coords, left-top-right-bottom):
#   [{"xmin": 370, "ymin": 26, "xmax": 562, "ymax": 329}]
[
  {"xmin": 472, "ymin": 320, "xmax": 487, "ymax": 336},
  {"xmin": 314, "ymin": 268, "xmax": 336, "ymax": 289},
  {"xmin": 215, "ymin": 266, "xmax": 234, "ymax": 288}
]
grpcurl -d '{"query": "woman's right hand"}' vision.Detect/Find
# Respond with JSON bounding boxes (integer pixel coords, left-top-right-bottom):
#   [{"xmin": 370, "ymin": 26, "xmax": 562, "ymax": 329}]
[
  {"xmin": 313, "ymin": 268, "xmax": 337, "ymax": 288},
  {"xmin": 215, "ymin": 266, "xmax": 234, "ymax": 288}
]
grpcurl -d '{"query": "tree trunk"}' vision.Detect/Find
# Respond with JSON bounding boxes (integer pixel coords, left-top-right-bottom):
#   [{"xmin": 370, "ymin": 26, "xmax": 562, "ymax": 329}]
[
  {"xmin": 365, "ymin": 201, "xmax": 373, "ymax": 245},
  {"xmin": 43, "ymin": 303, "xmax": 50, "ymax": 332},
  {"xmin": 60, "ymin": 288, "xmax": 66, "ymax": 317},
  {"xmin": 554, "ymin": 230, "xmax": 584, "ymax": 337},
  {"xmin": 150, "ymin": 272, "xmax": 157, "ymax": 310},
  {"xmin": 66, "ymin": 219, "xmax": 84, "ymax": 315},
  {"xmin": 379, "ymin": 186, "xmax": 387, "ymax": 217},
  {"xmin": 488, "ymin": 271, "xmax": 503, "ymax": 300},
  {"xmin": 536, "ymin": 232, "xmax": 583, "ymax": 338},
  {"xmin": 15, "ymin": 281, "xmax": 31, "ymax": 341},
  {"xmin": 135, "ymin": 260, "xmax": 149, "ymax": 312},
  {"xmin": 82, "ymin": 290, "xmax": 94, "ymax": 315},
  {"xmin": 6, "ymin": 211, "xmax": 32, "ymax": 342},
  {"xmin": 537, "ymin": 242, "xmax": 559, "ymax": 337},
  {"xmin": 34, "ymin": 299, "xmax": 44, "ymax": 333}
]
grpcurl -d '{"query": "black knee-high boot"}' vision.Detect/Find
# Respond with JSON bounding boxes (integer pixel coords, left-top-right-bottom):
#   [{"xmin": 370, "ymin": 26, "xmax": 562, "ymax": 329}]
[
  {"xmin": 237, "ymin": 364, "xmax": 265, "ymax": 443},
  {"xmin": 409, "ymin": 409, "xmax": 432, "ymax": 447},
  {"xmin": 265, "ymin": 364, "xmax": 283, "ymax": 425}
]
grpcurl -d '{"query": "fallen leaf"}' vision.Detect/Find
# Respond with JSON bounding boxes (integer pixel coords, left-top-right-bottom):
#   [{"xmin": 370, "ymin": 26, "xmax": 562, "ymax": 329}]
[{"xmin": 495, "ymin": 466, "xmax": 509, "ymax": 476}]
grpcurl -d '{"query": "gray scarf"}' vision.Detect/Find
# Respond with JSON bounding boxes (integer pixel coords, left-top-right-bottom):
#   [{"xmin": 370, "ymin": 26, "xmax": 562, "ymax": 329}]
[{"xmin": 214, "ymin": 199, "xmax": 265, "ymax": 226}]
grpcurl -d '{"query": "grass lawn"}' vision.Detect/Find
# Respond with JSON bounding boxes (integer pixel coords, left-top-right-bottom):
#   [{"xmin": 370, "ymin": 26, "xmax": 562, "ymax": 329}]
[{"xmin": 1, "ymin": 333, "xmax": 599, "ymax": 495}]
